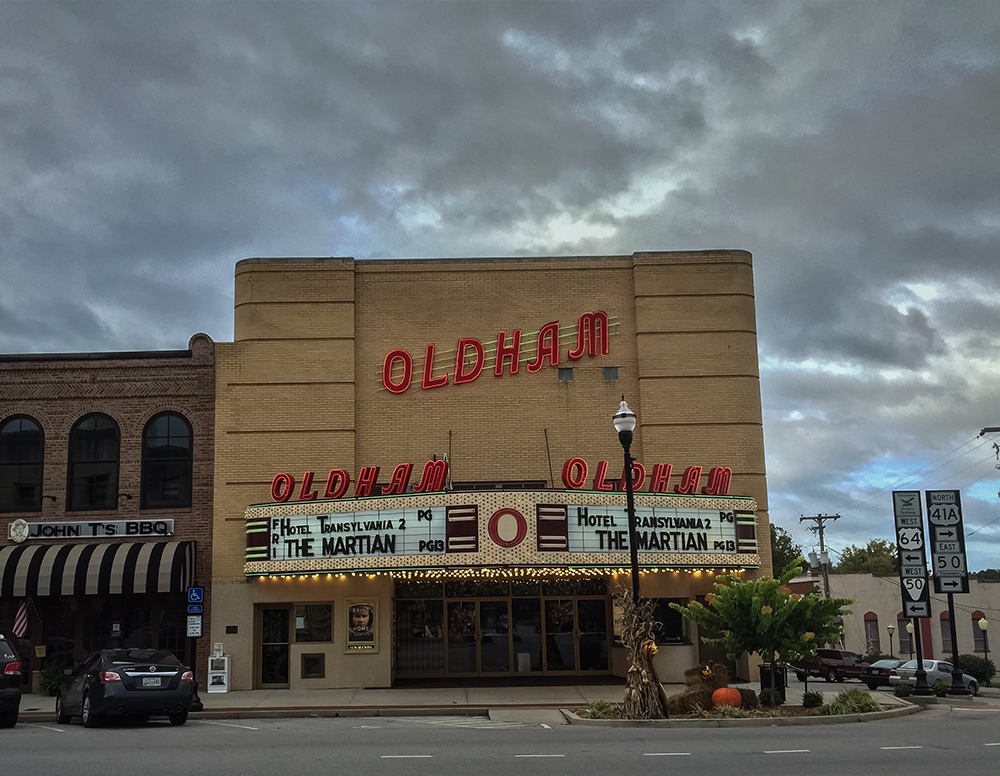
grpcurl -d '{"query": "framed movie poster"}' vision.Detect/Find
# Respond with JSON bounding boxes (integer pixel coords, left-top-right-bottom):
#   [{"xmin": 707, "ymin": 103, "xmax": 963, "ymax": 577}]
[{"xmin": 346, "ymin": 600, "xmax": 378, "ymax": 653}]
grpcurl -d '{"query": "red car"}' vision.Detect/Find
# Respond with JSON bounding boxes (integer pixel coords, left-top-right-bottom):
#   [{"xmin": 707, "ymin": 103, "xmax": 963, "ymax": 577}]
[{"xmin": 790, "ymin": 649, "xmax": 871, "ymax": 683}]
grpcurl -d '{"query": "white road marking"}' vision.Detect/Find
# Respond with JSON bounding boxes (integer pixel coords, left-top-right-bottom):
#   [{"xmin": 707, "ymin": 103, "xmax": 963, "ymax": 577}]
[
  {"xmin": 764, "ymin": 749, "xmax": 810, "ymax": 754},
  {"xmin": 985, "ymin": 743, "xmax": 1000, "ymax": 746},
  {"xmin": 198, "ymin": 719, "xmax": 260, "ymax": 731},
  {"xmin": 26, "ymin": 724, "xmax": 65, "ymax": 732},
  {"xmin": 541, "ymin": 723, "xmax": 551, "ymax": 729},
  {"xmin": 880, "ymin": 746, "xmax": 922, "ymax": 750}
]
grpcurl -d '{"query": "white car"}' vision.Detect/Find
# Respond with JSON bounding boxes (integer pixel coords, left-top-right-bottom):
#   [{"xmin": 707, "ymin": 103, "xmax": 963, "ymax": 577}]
[{"xmin": 888, "ymin": 659, "xmax": 979, "ymax": 695}]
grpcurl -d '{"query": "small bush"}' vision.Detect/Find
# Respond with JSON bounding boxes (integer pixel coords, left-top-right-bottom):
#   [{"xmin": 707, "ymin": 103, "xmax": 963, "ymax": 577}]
[
  {"xmin": 955, "ymin": 654, "xmax": 996, "ymax": 685},
  {"xmin": 894, "ymin": 683, "xmax": 913, "ymax": 698},
  {"xmin": 583, "ymin": 700, "xmax": 623, "ymax": 719},
  {"xmin": 820, "ymin": 688, "xmax": 881, "ymax": 715},
  {"xmin": 38, "ymin": 660, "xmax": 68, "ymax": 697},
  {"xmin": 863, "ymin": 652, "xmax": 896, "ymax": 663},
  {"xmin": 802, "ymin": 690, "xmax": 824, "ymax": 709},
  {"xmin": 758, "ymin": 687, "xmax": 784, "ymax": 707},
  {"xmin": 932, "ymin": 679, "xmax": 950, "ymax": 697}
]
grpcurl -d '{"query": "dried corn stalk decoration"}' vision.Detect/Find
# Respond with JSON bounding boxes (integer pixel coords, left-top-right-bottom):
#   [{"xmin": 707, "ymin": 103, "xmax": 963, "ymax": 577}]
[{"xmin": 614, "ymin": 584, "xmax": 669, "ymax": 719}]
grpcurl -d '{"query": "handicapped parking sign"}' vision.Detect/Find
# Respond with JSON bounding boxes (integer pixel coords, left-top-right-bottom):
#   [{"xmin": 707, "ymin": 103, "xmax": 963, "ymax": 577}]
[{"xmin": 187, "ymin": 587, "xmax": 204, "ymax": 604}]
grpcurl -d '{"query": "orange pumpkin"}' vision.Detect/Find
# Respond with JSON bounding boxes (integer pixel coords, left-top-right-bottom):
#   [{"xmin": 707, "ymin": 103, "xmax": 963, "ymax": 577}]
[{"xmin": 712, "ymin": 687, "xmax": 742, "ymax": 708}]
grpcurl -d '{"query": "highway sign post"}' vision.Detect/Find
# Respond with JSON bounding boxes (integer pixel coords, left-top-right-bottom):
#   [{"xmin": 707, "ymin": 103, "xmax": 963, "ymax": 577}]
[
  {"xmin": 926, "ymin": 490, "xmax": 970, "ymax": 695},
  {"xmin": 926, "ymin": 490, "xmax": 969, "ymax": 594},
  {"xmin": 892, "ymin": 491, "xmax": 932, "ymax": 695}
]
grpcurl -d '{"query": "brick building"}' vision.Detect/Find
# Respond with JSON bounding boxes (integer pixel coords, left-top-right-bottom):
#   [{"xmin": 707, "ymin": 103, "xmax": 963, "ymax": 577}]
[
  {"xmin": 213, "ymin": 251, "xmax": 771, "ymax": 691},
  {"xmin": 0, "ymin": 334, "xmax": 215, "ymax": 692}
]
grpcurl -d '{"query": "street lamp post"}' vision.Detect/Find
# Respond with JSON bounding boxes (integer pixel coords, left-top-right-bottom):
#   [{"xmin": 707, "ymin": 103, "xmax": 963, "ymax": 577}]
[
  {"xmin": 613, "ymin": 397, "xmax": 640, "ymax": 605},
  {"xmin": 980, "ymin": 617, "xmax": 989, "ymax": 666},
  {"xmin": 887, "ymin": 623, "xmax": 895, "ymax": 658},
  {"xmin": 905, "ymin": 621, "xmax": 914, "ymax": 660}
]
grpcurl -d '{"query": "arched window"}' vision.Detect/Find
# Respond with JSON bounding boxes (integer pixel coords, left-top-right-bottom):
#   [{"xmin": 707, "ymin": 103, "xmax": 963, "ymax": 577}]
[
  {"xmin": 972, "ymin": 610, "xmax": 988, "ymax": 653},
  {"xmin": 68, "ymin": 413, "xmax": 120, "ymax": 511},
  {"xmin": 939, "ymin": 610, "xmax": 952, "ymax": 653},
  {"xmin": 897, "ymin": 613, "xmax": 913, "ymax": 656},
  {"xmin": 0, "ymin": 415, "xmax": 44, "ymax": 512},
  {"xmin": 141, "ymin": 412, "xmax": 192, "ymax": 509},
  {"xmin": 863, "ymin": 611, "xmax": 880, "ymax": 654}
]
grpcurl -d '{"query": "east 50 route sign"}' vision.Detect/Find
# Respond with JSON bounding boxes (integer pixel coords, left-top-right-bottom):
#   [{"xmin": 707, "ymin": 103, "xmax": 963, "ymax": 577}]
[
  {"xmin": 926, "ymin": 490, "xmax": 970, "ymax": 594},
  {"xmin": 893, "ymin": 491, "xmax": 931, "ymax": 618}
]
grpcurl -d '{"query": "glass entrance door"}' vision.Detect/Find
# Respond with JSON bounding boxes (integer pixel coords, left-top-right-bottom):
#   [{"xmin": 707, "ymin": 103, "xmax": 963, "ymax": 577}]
[
  {"xmin": 260, "ymin": 606, "xmax": 290, "ymax": 687},
  {"xmin": 446, "ymin": 601, "xmax": 477, "ymax": 673},
  {"xmin": 478, "ymin": 599, "xmax": 510, "ymax": 674},
  {"xmin": 544, "ymin": 599, "xmax": 576, "ymax": 671}
]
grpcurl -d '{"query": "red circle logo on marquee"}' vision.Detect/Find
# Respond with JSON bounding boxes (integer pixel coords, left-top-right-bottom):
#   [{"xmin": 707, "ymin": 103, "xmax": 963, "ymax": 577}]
[{"xmin": 487, "ymin": 508, "xmax": 528, "ymax": 548}]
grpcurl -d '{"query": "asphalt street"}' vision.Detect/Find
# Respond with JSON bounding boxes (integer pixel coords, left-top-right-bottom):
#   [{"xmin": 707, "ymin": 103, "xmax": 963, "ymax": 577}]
[{"xmin": 5, "ymin": 703, "xmax": 997, "ymax": 776}]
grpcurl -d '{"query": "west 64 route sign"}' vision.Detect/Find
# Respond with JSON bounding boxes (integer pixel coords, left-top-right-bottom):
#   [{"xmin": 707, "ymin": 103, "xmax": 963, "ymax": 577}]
[
  {"xmin": 926, "ymin": 490, "xmax": 970, "ymax": 594},
  {"xmin": 893, "ymin": 491, "xmax": 931, "ymax": 617}
]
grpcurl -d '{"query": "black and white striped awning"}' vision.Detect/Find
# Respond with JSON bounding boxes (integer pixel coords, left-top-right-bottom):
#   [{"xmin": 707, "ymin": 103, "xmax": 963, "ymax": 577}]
[{"xmin": 0, "ymin": 541, "xmax": 195, "ymax": 598}]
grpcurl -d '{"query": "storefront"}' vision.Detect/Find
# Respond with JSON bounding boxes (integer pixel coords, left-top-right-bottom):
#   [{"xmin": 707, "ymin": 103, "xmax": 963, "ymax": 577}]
[
  {"xmin": 212, "ymin": 251, "xmax": 771, "ymax": 690},
  {"xmin": 0, "ymin": 336, "xmax": 215, "ymax": 690}
]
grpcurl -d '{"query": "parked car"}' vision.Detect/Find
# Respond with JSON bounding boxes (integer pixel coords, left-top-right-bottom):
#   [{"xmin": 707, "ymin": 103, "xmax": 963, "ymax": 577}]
[
  {"xmin": 889, "ymin": 659, "xmax": 979, "ymax": 695},
  {"xmin": 0, "ymin": 635, "xmax": 22, "ymax": 728},
  {"xmin": 56, "ymin": 648, "xmax": 194, "ymax": 727},
  {"xmin": 862, "ymin": 658, "xmax": 903, "ymax": 690},
  {"xmin": 790, "ymin": 648, "xmax": 871, "ymax": 683}
]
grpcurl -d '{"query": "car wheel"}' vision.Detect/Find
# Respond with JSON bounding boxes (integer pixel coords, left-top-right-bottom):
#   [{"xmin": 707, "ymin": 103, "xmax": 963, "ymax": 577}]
[
  {"xmin": 795, "ymin": 672, "xmax": 806, "ymax": 682},
  {"xmin": 133, "ymin": 713, "xmax": 150, "ymax": 724},
  {"xmin": 969, "ymin": 681, "xmax": 978, "ymax": 697},
  {"xmin": 82, "ymin": 693, "xmax": 99, "ymax": 728},
  {"xmin": 0, "ymin": 708, "xmax": 17, "ymax": 728},
  {"xmin": 865, "ymin": 682, "xmax": 879, "ymax": 691},
  {"xmin": 825, "ymin": 669, "xmax": 837, "ymax": 683},
  {"xmin": 55, "ymin": 693, "xmax": 71, "ymax": 724},
  {"xmin": 169, "ymin": 711, "xmax": 188, "ymax": 726}
]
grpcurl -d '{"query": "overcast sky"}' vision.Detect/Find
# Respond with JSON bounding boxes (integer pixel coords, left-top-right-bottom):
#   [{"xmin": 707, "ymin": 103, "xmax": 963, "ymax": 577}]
[{"xmin": 3, "ymin": 1, "xmax": 999, "ymax": 572}]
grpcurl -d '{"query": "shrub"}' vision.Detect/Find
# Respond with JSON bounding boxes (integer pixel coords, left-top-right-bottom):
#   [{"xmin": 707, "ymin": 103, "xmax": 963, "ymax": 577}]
[
  {"xmin": 955, "ymin": 654, "xmax": 996, "ymax": 685},
  {"xmin": 38, "ymin": 660, "xmax": 68, "ymax": 697},
  {"xmin": 758, "ymin": 687, "xmax": 784, "ymax": 707},
  {"xmin": 932, "ymin": 679, "xmax": 950, "ymax": 697},
  {"xmin": 802, "ymin": 690, "xmax": 824, "ymax": 709},
  {"xmin": 894, "ymin": 683, "xmax": 913, "ymax": 698},
  {"xmin": 863, "ymin": 652, "xmax": 896, "ymax": 663},
  {"xmin": 583, "ymin": 700, "xmax": 623, "ymax": 719},
  {"xmin": 820, "ymin": 688, "xmax": 881, "ymax": 715}
]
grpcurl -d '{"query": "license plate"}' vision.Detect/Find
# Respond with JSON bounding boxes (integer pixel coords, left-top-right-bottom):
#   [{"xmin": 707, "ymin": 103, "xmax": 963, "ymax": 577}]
[{"xmin": 142, "ymin": 677, "xmax": 161, "ymax": 687}]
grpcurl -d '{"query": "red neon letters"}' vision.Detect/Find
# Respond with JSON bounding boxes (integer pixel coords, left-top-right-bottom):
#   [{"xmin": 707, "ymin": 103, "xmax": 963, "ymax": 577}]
[{"xmin": 381, "ymin": 312, "xmax": 609, "ymax": 393}]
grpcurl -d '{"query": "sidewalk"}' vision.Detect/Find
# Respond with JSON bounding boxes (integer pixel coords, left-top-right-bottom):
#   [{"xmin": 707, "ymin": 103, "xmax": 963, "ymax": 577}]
[{"xmin": 16, "ymin": 681, "xmax": 999, "ymax": 723}]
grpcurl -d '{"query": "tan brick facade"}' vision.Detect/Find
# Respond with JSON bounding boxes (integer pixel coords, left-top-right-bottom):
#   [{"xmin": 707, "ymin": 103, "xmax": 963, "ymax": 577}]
[
  {"xmin": 1, "ymin": 334, "xmax": 216, "ymax": 689},
  {"xmin": 212, "ymin": 251, "xmax": 770, "ymax": 690}
]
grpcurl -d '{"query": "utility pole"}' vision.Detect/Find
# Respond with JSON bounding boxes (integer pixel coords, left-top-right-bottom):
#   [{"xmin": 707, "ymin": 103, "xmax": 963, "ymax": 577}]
[{"xmin": 800, "ymin": 514, "xmax": 840, "ymax": 598}]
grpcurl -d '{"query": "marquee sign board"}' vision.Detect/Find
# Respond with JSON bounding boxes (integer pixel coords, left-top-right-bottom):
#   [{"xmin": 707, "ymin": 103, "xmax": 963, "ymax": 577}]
[
  {"xmin": 893, "ymin": 491, "xmax": 931, "ymax": 618},
  {"xmin": 926, "ymin": 490, "xmax": 970, "ymax": 594}
]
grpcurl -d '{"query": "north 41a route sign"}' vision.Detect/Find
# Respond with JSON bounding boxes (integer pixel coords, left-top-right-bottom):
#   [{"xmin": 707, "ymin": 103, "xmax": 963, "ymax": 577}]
[
  {"xmin": 926, "ymin": 489, "xmax": 970, "ymax": 594},
  {"xmin": 893, "ymin": 491, "xmax": 931, "ymax": 618}
]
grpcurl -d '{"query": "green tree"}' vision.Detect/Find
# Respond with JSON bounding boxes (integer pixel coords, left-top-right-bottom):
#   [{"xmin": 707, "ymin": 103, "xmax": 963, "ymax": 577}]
[
  {"xmin": 834, "ymin": 539, "xmax": 898, "ymax": 575},
  {"xmin": 671, "ymin": 558, "xmax": 854, "ymax": 703},
  {"xmin": 770, "ymin": 524, "xmax": 803, "ymax": 577}
]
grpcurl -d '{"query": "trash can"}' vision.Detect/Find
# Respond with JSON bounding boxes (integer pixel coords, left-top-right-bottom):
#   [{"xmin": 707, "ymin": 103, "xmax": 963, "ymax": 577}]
[{"xmin": 758, "ymin": 663, "xmax": 787, "ymax": 703}]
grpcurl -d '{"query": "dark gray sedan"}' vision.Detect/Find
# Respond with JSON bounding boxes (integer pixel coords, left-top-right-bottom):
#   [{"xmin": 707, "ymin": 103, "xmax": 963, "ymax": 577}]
[{"xmin": 56, "ymin": 648, "xmax": 193, "ymax": 727}]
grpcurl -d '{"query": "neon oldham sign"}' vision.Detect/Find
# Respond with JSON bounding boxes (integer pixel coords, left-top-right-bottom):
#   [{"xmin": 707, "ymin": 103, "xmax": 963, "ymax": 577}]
[
  {"xmin": 268, "ymin": 458, "xmax": 733, "ymax": 503},
  {"xmin": 381, "ymin": 311, "xmax": 614, "ymax": 393}
]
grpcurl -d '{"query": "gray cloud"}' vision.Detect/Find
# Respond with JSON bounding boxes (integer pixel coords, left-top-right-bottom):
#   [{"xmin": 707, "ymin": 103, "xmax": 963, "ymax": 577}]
[{"xmin": 2, "ymin": 1, "xmax": 999, "ymax": 568}]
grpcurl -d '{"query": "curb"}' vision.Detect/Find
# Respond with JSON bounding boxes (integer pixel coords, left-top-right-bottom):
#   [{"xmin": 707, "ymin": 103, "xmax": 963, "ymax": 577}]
[{"xmin": 559, "ymin": 700, "xmax": 921, "ymax": 727}]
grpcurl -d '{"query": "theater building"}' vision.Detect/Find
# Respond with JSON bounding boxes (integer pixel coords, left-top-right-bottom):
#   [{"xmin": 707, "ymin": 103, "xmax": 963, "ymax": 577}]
[
  {"xmin": 212, "ymin": 251, "xmax": 771, "ymax": 690},
  {"xmin": 0, "ymin": 335, "xmax": 215, "ymax": 691}
]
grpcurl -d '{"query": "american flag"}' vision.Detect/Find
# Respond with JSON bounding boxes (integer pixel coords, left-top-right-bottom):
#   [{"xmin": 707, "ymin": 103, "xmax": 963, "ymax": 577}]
[{"xmin": 13, "ymin": 599, "xmax": 28, "ymax": 638}]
